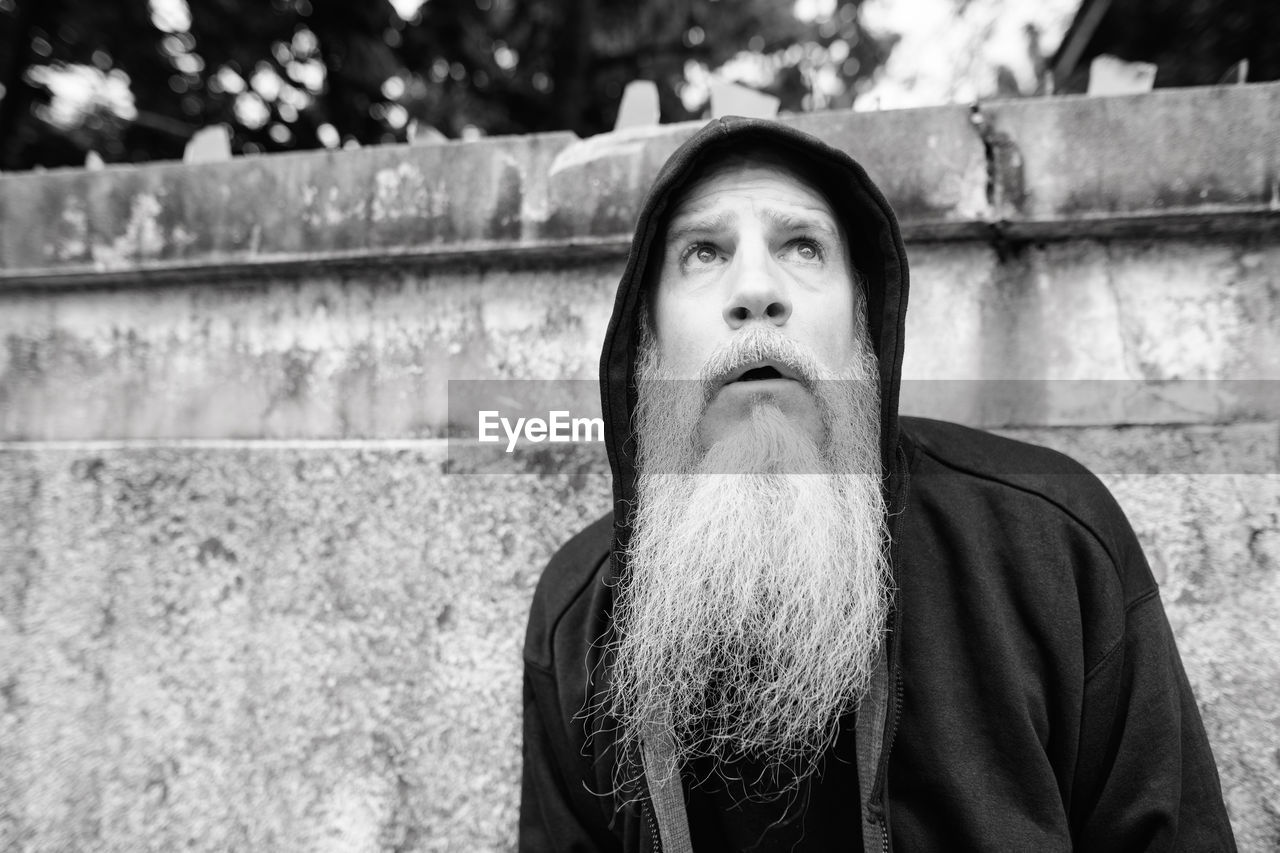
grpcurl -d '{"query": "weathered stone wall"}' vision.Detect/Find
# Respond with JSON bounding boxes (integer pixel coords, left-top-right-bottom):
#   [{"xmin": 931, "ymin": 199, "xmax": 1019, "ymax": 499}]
[{"xmin": 1, "ymin": 83, "xmax": 1278, "ymax": 851}]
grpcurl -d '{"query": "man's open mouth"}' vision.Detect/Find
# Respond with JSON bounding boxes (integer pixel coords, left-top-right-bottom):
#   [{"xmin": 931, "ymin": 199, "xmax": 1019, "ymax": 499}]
[
  {"xmin": 707, "ymin": 360, "xmax": 811, "ymax": 400},
  {"xmin": 723, "ymin": 359, "xmax": 802, "ymax": 386},
  {"xmin": 735, "ymin": 366, "xmax": 785, "ymax": 382}
]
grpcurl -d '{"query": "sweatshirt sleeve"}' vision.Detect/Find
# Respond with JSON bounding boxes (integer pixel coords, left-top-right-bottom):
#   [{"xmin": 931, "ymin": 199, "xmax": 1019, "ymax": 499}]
[
  {"xmin": 519, "ymin": 516, "xmax": 621, "ymax": 852},
  {"xmin": 1072, "ymin": 588, "xmax": 1237, "ymax": 851},
  {"xmin": 519, "ymin": 661, "xmax": 622, "ymax": 853}
]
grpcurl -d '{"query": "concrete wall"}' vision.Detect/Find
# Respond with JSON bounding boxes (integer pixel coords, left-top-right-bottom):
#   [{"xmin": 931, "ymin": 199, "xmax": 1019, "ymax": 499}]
[{"xmin": 1, "ymin": 83, "xmax": 1278, "ymax": 851}]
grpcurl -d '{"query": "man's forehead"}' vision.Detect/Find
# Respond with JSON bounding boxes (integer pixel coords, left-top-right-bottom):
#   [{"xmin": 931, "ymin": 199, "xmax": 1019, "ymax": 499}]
[
  {"xmin": 665, "ymin": 148, "xmax": 842, "ymax": 230},
  {"xmin": 659, "ymin": 158, "xmax": 845, "ymax": 261}
]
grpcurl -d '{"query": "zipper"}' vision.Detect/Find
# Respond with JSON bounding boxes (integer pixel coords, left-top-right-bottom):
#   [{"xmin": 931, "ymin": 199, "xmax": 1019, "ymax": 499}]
[
  {"xmin": 642, "ymin": 794, "xmax": 662, "ymax": 853},
  {"xmin": 878, "ymin": 664, "xmax": 904, "ymax": 853},
  {"xmin": 871, "ymin": 441, "xmax": 911, "ymax": 852},
  {"xmin": 871, "ymin": 653, "xmax": 904, "ymax": 807},
  {"xmin": 865, "ymin": 635, "xmax": 903, "ymax": 853}
]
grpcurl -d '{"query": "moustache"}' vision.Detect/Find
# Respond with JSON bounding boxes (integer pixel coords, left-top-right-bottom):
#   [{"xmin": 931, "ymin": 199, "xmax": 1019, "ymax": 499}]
[{"xmin": 696, "ymin": 327, "xmax": 827, "ymax": 403}]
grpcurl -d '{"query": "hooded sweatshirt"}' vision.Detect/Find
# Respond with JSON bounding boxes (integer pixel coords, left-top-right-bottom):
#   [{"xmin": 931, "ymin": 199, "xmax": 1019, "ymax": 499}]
[{"xmin": 520, "ymin": 117, "xmax": 1236, "ymax": 852}]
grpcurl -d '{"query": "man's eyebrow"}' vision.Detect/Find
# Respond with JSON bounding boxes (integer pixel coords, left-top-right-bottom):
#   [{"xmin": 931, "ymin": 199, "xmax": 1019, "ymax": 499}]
[
  {"xmin": 761, "ymin": 207, "xmax": 841, "ymax": 239},
  {"xmin": 664, "ymin": 210, "xmax": 737, "ymax": 244}
]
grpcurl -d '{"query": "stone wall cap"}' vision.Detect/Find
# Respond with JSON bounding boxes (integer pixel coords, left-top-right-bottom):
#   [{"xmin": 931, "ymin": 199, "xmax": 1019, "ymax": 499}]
[{"xmin": 2, "ymin": 83, "xmax": 1279, "ymax": 287}]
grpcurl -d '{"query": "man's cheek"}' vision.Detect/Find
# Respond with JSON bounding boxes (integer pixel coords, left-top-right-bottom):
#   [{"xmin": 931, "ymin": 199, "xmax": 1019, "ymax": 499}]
[{"xmin": 657, "ymin": 340, "xmax": 702, "ymax": 380}]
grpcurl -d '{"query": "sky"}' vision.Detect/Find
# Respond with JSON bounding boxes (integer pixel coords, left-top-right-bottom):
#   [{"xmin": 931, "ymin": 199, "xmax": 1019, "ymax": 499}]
[
  {"xmin": 388, "ymin": 0, "xmax": 427, "ymax": 18},
  {"xmin": 856, "ymin": 0, "xmax": 1079, "ymax": 108}
]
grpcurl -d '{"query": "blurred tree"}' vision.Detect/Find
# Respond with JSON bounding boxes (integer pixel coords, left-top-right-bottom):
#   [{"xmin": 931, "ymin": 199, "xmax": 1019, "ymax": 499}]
[
  {"xmin": 398, "ymin": 0, "xmax": 895, "ymax": 137},
  {"xmin": 0, "ymin": 0, "xmax": 893, "ymax": 171},
  {"xmin": 0, "ymin": 0, "xmax": 184, "ymax": 168},
  {"xmin": 1051, "ymin": 0, "xmax": 1280, "ymax": 94}
]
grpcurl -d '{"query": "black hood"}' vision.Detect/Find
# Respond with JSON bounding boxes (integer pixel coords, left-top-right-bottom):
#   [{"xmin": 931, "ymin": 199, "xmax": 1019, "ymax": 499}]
[{"xmin": 599, "ymin": 115, "xmax": 911, "ymax": 552}]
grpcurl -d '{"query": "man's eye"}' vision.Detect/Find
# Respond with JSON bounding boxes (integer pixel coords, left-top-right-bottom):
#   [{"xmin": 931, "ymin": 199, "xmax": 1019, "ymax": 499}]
[
  {"xmin": 786, "ymin": 239, "xmax": 824, "ymax": 263},
  {"xmin": 684, "ymin": 243, "xmax": 720, "ymax": 265}
]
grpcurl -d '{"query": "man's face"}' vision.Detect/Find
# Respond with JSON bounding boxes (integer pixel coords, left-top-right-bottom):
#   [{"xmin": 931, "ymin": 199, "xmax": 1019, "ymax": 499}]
[
  {"xmin": 610, "ymin": 157, "xmax": 888, "ymax": 793},
  {"xmin": 652, "ymin": 156, "xmax": 861, "ymax": 449}
]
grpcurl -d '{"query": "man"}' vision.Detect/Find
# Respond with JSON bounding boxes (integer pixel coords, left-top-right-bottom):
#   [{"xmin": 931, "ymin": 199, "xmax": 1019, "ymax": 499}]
[{"xmin": 520, "ymin": 117, "xmax": 1235, "ymax": 851}]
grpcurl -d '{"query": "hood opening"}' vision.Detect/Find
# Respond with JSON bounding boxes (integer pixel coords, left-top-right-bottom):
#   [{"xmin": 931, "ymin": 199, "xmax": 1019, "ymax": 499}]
[{"xmin": 599, "ymin": 116, "xmax": 911, "ymax": 559}]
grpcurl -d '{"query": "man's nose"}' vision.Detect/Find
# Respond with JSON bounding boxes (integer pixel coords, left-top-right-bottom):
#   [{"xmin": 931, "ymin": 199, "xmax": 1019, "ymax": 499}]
[{"xmin": 722, "ymin": 252, "xmax": 792, "ymax": 329}]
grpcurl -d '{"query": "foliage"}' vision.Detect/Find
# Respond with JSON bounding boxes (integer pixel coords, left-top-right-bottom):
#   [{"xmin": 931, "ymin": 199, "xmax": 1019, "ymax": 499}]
[
  {"xmin": 0, "ymin": 0, "xmax": 893, "ymax": 170},
  {"xmin": 1056, "ymin": 0, "xmax": 1280, "ymax": 93}
]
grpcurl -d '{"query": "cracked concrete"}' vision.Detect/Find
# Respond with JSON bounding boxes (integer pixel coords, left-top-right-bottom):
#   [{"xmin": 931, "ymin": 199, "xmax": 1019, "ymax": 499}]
[{"xmin": 967, "ymin": 101, "xmax": 1026, "ymax": 225}]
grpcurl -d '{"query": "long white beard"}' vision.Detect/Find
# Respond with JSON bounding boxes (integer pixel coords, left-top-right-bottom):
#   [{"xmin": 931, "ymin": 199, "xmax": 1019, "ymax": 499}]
[{"xmin": 605, "ymin": 323, "xmax": 892, "ymax": 798}]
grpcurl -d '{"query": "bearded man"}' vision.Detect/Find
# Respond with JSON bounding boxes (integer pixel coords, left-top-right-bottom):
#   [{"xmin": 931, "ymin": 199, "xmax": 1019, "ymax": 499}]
[{"xmin": 520, "ymin": 118, "xmax": 1235, "ymax": 851}]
